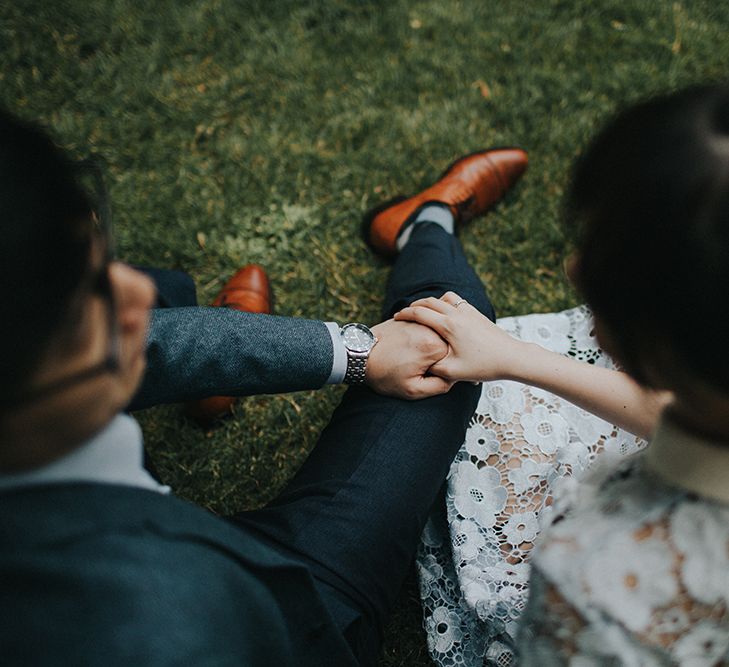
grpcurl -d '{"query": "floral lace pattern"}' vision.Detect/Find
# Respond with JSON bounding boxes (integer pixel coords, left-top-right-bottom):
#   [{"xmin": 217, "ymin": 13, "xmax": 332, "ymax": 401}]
[
  {"xmin": 518, "ymin": 457, "xmax": 729, "ymax": 665},
  {"xmin": 417, "ymin": 306, "xmax": 647, "ymax": 666}
]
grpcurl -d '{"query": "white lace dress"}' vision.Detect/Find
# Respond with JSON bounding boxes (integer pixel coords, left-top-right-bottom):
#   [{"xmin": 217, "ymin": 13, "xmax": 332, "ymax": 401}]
[{"xmin": 416, "ymin": 306, "xmax": 729, "ymax": 666}]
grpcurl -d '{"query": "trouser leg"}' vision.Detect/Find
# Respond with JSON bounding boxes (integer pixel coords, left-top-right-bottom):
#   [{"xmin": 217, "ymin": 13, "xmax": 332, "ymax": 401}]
[
  {"xmin": 233, "ymin": 224, "xmax": 494, "ymax": 663},
  {"xmin": 135, "ymin": 266, "xmax": 198, "ymax": 308},
  {"xmin": 380, "ymin": 222, "xmax": 495, "ymax": 322}
]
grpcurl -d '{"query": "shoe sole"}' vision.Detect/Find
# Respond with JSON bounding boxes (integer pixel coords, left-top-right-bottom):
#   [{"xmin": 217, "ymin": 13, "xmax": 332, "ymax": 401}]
[
  {"xmin": 361, "ymin": 145, "xmax": 526, "ymax": 259},
  {"xmin": 360, "ymin": 194, "xmax": 409, "ymax": 257}
]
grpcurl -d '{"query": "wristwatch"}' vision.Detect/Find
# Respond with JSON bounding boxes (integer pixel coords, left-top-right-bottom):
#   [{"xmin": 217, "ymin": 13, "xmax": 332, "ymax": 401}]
[{"xmin": 341, "ymin": 323, "xmax": 378, "ymax": 385}]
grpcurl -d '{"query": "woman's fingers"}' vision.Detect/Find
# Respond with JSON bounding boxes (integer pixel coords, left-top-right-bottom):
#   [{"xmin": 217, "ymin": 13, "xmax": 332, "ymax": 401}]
[
  {"xmin": 394, "ymin": 305, "xmax": 450, "ymax": 336},
  {"xmin": 401, "ymin": 291, "xmax": 471, "ymax": 315},
  {"xmin": 404, "ymin": 296, "xmax": 455, "ymax": 315},
  {"xmin": 439, "ymin": 291, "xmax": 466, "ymax": 308}
]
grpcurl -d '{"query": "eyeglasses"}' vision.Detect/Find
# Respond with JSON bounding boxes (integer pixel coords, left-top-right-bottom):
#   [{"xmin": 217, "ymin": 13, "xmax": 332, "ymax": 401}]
[{"xmin": 1, "ymin": 160, "xmax": 121, "ymax": 409}]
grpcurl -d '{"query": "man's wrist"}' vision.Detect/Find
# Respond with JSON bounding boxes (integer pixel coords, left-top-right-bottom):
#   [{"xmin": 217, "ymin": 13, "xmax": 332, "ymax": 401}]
[
  {"xmin": 340, "ymin": 323, "xmax": 378, "ymax": 385},
  {"xmin": 324, "ymin": 322, "xmax": 347, "ymax": 384}
]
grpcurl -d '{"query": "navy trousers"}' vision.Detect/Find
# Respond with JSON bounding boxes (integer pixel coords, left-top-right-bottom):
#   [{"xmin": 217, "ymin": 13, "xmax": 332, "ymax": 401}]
[
  {"xmin": 147, "ymin": 223, "xmax": 495, "ymax": 665},
  {"xmin": 236, "ymin": 224, "xmax": 494, "ymax": 664}
]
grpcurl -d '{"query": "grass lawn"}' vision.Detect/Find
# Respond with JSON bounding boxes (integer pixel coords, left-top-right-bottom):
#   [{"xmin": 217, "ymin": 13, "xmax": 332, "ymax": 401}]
[{"xmin": 4, "ymin": 1, "xmax": 729, "ymax": 663}]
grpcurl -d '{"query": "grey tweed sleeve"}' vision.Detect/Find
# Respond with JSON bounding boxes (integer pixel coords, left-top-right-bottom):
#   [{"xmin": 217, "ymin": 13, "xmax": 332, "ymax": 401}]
[{"xmin": 128, "ymin": 307, "xmax": 334, "ymax": 411}]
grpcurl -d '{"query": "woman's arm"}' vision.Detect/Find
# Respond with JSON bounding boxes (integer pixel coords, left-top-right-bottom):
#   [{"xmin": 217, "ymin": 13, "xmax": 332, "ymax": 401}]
[
  {"xmin": 394, "ymin": 294, "xmax": 671, "ymax": 439},
  {"xmin": 502, "ymin": 340, "xmax": 669, "ymax": 439}
]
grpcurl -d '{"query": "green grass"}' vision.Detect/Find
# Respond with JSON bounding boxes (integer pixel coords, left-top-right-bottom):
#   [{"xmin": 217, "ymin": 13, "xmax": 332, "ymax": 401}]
[{"xmin": 4, "ymin": 1, "xmax": 729, "ymax": 663}]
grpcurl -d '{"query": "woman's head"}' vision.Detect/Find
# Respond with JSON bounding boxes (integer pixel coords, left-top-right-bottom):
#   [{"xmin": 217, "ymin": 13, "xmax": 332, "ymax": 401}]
[{"xmin": 567, "ymin": 83, "xmax": 729, "ymax": 395}]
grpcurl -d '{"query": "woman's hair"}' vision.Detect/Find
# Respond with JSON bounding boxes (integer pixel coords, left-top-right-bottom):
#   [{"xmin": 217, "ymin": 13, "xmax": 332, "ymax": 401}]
[
  {"xmin": 0, "ymin": 109, "xmax": 95, "ymax": 402},
  {"xmin": 566, "ymin": 83, "xmax": 729, "ymax": 392}
]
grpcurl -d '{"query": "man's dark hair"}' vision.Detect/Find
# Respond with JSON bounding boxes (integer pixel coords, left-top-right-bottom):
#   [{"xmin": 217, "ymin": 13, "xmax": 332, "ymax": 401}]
[
  {"xmin": 566, "ymin": 83, "xmax": 729, "ymax": 391},
  {"xmin": 0, "ymin": 109, "xmax": 95, "ymax": 402}
]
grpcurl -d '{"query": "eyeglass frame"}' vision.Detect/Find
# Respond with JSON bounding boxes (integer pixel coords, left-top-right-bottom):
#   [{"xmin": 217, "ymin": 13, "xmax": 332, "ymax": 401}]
[{"xmin": 1, "ymin": 159, "xmax": 121, "ymax": 409}]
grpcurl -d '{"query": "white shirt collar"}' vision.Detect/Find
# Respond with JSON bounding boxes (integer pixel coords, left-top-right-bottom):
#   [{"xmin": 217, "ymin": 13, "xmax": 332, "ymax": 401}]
[
  {"xmin": 644, "ymin": 413, "xmax": 729, "ymax": 503},
  {"xmin": 0, "ymin": 414, "xmax": 169, "ymax": 494}
]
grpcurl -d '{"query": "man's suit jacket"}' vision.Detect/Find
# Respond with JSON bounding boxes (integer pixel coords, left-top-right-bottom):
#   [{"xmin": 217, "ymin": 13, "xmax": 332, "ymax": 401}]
[{"xmin": 0, "ymin": 308, "xmax": 356, "ymax": 666}]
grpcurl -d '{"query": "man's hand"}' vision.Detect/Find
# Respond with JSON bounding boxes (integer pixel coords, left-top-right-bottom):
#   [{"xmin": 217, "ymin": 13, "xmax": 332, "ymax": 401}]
[
  {"xmin": 366, "ymin": 319, "xmax": 453, "ymax": 399},
  {"xmin": 394, "ymin": 292, "xmax": 525, "ymax": 383}
]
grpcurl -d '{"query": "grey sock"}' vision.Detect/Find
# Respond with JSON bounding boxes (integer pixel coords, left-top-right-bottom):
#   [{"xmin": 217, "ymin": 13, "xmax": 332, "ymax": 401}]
[{"xmin": 395, "ymin": 204, "xmax": 455, "ymax": 251}]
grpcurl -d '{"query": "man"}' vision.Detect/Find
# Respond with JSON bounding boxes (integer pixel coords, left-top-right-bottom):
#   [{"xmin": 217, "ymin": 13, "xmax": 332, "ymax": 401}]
[{"xmin": 0, "ymin": 109, "xmax": 526, "ymax": 665}]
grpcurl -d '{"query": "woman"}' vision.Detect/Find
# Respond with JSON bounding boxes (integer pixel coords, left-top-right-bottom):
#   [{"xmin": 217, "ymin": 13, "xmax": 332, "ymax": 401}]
[{"xmin": 403, "ymin": 84, "xmax": 729, "ymax": 665}]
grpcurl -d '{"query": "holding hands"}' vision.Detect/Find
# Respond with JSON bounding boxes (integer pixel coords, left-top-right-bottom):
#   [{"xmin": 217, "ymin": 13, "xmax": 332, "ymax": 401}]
[
  {"xmin": 392, "ymin": 291, "xmax": 669, "ymax": 438},
  {"xmin": 394, "ymin": 291, "xmax": 526, "ymax": 384},
  {"xmin": 363, "ymin": 290, "xmax": 524, "ymax": 401},
  {"xmin": 365, "ymin": 318, "xmax": 454, "ymax": 399},
  {"xmin": 364, "ymin": 290, "xmax": 527, "ymax": 401}
]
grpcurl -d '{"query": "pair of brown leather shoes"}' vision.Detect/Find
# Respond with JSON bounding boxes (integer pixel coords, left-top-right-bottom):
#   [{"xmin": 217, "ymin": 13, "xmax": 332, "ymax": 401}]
[
  {"xmin": 189, "ymin": 147, "xmax": 527, "ymax": 423},
  {"xmin": 185, "ymin": 265, "xmax": 272, "ymax": 423}
]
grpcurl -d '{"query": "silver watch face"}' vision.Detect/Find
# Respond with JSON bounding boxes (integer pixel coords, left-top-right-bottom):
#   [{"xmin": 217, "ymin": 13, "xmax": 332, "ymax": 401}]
[{"xmin": 341, "ymin": 323, "xmax": 375, "ymax": 353}]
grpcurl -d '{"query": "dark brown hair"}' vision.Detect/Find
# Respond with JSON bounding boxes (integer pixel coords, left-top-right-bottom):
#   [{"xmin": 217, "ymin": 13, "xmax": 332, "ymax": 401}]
[
  {"xmin": 0, "ymin": 110, "xmax": 94, "ymax": 402},
  {"xmin": 567, "ymin": 84, "xmax": 729, "ymax": 391}
]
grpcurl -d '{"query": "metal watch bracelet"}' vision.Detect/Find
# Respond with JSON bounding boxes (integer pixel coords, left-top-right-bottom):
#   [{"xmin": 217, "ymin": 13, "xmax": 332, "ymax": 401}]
[{"xmin": 343, "ymin": 352, "xmax": 368, "ymax": 385}]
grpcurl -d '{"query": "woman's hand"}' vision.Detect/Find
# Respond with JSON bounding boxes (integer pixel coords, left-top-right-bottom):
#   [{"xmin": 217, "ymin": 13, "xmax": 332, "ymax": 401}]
[
  {"xmin": 394, "ymin": 291, "xmax": 529, "ymax": 383},
  {"xmin": 397, "ymin": 292, "xmax": 672, "ymax": 438}
]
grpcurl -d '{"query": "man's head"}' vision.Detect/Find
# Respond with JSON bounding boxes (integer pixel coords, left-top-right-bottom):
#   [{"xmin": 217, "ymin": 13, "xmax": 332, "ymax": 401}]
[
  {"xmin": 0, "ymin": 110, "xmax": 155, "ymax": 471},
  {"xmin": 566, "ymin": 84, "xmax": 729, "ymax": 404}
]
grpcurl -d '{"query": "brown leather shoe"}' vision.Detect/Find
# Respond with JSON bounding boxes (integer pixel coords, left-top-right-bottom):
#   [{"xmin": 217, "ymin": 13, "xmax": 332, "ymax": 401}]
[
  {"xmin": 185, "ymin": 264, "xmax": 273, "ymax": 424},
  {"xmin": 364, "ymin": 148, "xmax": 528, "ymax": 256},
  {"xmin": 209, "ymin": 263, "xmax": 272, "ymax": 313}
]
